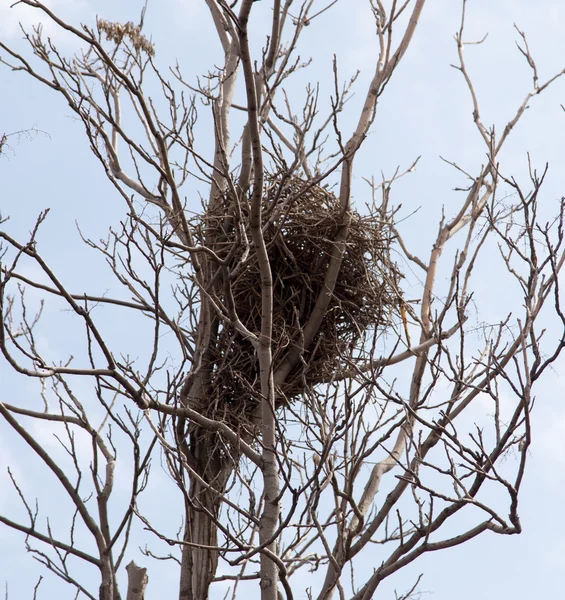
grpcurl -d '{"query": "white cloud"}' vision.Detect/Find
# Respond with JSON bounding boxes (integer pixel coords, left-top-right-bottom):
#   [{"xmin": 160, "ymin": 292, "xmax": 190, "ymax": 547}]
[
  {"xmin": 0, "ymin": 0, "xmax": 88, "ymax": 42},
  {"xmin": 169, "ymin": 0, "xmax": 207, "ymax": 28},
  {"xmin": 537, "ymin": 409, "xmax": 565, "ymax": 466},
  {"xmin": 0, "ymin": 434, "xmax": 26, "ymax": 513}
]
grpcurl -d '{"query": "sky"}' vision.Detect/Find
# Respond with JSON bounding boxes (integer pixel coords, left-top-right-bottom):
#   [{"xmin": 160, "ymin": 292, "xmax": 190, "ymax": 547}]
[{"xmin": 2, "ymin": 1, "xmax": 565, "ymax": 599}]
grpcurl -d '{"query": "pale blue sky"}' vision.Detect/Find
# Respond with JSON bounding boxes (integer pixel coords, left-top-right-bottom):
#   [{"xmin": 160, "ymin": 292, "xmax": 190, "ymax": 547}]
[{"xmin": 2, "ymin": 1, "xmax": 565, "ymax": 599}]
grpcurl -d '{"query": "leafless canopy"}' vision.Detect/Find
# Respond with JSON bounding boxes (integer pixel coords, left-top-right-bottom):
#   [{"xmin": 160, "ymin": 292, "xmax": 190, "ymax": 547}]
[{"xmin": 1, "ymin": 1, "xmax": 565, "ymax": 600}]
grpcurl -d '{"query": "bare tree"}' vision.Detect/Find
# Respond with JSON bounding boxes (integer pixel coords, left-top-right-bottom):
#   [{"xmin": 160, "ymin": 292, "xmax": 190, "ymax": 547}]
[
  {"xmin": 0, "ymin": 126, "xmax": 48, "ymax": 156},
  {"xmin": 1, "ymin": 1, "xmax": 565, "ymax": 600}
]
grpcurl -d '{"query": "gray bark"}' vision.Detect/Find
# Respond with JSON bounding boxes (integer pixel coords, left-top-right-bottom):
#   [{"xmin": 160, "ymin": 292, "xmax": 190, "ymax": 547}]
[{"xmin": 126, "ymin": 562, "xmax": 148, "ymax": 600}]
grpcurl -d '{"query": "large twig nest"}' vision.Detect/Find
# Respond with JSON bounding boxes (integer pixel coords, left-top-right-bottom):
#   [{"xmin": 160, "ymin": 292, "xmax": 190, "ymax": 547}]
[{"xmin": 198, "ymin": 176, "xmax": 401, "ymax": 432}]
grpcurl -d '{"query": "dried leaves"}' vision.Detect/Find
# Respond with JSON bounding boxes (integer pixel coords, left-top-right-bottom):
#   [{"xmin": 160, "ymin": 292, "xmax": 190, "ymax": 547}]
[{"xmin": 97, "ymin": 19, "xmax": 155, "ymax": 57}]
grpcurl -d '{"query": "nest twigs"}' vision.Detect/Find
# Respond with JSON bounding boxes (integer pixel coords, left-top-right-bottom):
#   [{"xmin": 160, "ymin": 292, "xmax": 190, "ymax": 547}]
[{"xmin": 190, "ymin": 175, "xmax": 402, "ymax": 443}]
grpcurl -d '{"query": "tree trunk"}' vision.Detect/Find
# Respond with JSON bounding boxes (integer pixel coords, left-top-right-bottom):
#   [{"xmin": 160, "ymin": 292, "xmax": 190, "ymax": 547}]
[
  {"xmin": 126, "ymin": 562, "xmax": 148, "ymax": 600},
  {"xmin": 179, "ymin": 429, "xmax": 235, "ymax": 600}
]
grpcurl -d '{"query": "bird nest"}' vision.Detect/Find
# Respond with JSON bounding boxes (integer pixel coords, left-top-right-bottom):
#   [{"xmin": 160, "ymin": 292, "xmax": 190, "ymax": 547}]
[{"xmin": 195, "ymin": 176, "xmax": 401, "ymax": 434}]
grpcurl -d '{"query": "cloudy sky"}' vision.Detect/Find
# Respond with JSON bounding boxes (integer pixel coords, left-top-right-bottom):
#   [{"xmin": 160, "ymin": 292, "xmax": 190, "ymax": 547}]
[{"xmin": 2, "ymin": 1, "xmax": 565, "ymax": 599}]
